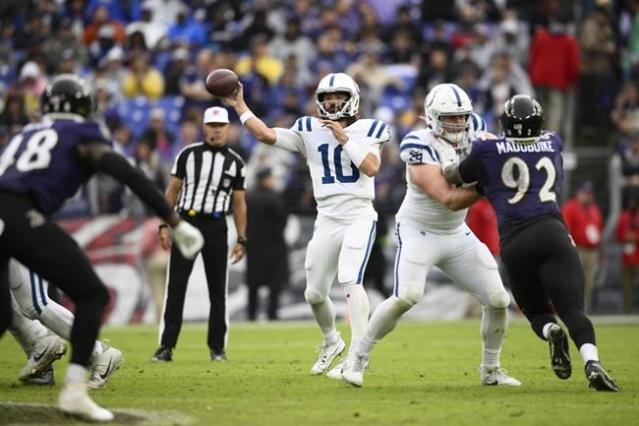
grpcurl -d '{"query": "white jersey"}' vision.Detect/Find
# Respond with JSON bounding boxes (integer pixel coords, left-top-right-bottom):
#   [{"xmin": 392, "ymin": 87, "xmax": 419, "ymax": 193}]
[
  {"xmin": 274, "ymin": 116, "xmax": 389, "ymax": 221},
  {"xmin": 396, "ymin": 128, "xmax": 468, "ymax": 233}
]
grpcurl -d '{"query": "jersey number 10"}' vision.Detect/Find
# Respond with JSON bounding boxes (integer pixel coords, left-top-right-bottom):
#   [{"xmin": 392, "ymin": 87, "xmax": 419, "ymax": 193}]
[{"xmin": 318, "ymin": 144, "xmax": 360, "ymax": 184}]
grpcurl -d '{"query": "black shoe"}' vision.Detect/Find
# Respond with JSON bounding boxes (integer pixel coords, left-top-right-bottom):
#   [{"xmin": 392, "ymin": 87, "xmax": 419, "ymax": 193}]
[
  {"xmin": 151, "ymin": 346, "xmax": 173, "ymax": 362},
  {"xmin": 22, "ymin": 365, "xmax": 55, "ymax": 385},
  {"xmin": 548, "ymin": 324, "xmax": 571, "ymax": 379},
  {"xmin": 211, "ymin": 350, "xmax": 227, "ymax": 362},
  {"xmin": 585, "ymin": 361, "xmax": 619, "ymax": 392}
]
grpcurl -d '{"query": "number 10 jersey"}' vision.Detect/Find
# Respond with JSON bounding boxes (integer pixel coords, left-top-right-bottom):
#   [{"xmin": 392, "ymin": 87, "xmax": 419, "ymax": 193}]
[{"xmin": 274, "ymin": 116, "xmax": 390, "ymax": 221}]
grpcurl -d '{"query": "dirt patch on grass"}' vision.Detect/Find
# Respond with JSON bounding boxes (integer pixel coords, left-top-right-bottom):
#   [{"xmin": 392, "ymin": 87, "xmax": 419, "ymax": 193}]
[{"xmin": 0, "ymin": 402, "xmax": 192, "ymax": 425}]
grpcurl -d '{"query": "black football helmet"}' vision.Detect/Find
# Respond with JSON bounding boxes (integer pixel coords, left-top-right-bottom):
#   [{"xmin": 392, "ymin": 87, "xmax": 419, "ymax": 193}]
[
  {"xmin": 499, "ymin": 94, "xmax": 544, "ymax": 139},
  {"xmin": 41, "ymin": 74, "xmax": 94, "ymax": 118}
]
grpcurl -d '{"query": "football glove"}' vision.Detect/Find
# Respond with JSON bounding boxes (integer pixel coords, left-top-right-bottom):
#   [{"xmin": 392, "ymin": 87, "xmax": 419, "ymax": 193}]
[{"xmin": 172, "ymin": 221, "xmax": 204, "ymax": 259}]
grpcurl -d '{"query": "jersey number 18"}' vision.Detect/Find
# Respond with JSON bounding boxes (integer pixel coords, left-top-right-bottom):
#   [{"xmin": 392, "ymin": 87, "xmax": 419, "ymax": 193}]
[{"xmin": 0, "ymin": 130, "xmax": 59, "ymax": 176}]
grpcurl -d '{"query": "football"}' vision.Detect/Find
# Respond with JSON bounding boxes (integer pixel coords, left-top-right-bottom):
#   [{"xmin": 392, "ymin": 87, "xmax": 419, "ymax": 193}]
[{"xmin": 205, "ymin": 69, "xmax": 239, "ymax": 97}]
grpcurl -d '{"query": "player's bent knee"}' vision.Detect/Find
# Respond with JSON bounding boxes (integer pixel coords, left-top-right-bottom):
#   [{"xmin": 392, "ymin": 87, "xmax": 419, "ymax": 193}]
[
  {"xmin": 397, "ymin": 285, "xmax": 423, "ymax": 307},
  {"xmin": 304, "ymin": 289, "xmax": 326, "ymax": 305},
  {"xmin": 488, "ymin": 291, "xmax": 510, "ymax": 309}
]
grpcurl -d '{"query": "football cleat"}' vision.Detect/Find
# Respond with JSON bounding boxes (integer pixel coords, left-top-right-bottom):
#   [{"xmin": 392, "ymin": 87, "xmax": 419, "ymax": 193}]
[
  {"xmin": 22, "ymin": 365, "xmax": 55, "ymax": 386},
  {"xmin": 19, "ymin": 335, "xmax": 66, "ymax": 382},
  {"xmin": 88, "ymin": 345, "xmax": 124, "ymax": 390},
  {"xmin": 59, "ymin": 382, "xmax": 114, "ymax": 422},
  {"xmin": 479, "ymin": 365, "xmax": 521, "ymax": 386},
  {"xmin": 548, "ymin": 323, "xmax": 571, "ymax": 379},
  {"xmin": 326, "ymin": 359, "xmax": 346, "ymax": 380},
  {"xmin": 151, "ymin": 346, "xmax": 173, "ymax": 362},
  {"xmin": 585, "ymin": 361, "xmax": 619, "ymax": 392},
  {"xmin": 211, "ymin": 350, "xmax": 227, "ymax": 362},
  {"xmin": 340, "ymin": 352, "xmax": 369, "ymax": 388},
  {"xmin": 310, "ymin": 334, "xmax": 345, "ymax": 375}
]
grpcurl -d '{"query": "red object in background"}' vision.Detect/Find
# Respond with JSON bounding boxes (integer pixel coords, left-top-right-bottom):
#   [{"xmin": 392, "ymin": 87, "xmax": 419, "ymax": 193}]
[
  {"xmin": 616, "ymin": 209, "xmax": 639, "ymax": 266},
  {"xmin": 529, "ymin": 28, "xmax": 580, "ymax": 90},
  {"xmin": 562, "ymin": 198, "xmax": 602, "ymax": 249},
  {"xmin": 466, "ymin": 198, "xmax": 500, "ymax": 256}
]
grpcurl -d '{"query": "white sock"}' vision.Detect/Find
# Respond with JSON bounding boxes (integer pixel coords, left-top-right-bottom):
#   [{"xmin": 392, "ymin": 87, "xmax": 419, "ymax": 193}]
[
  {"xmin": 542, "ymin": 322, "xmax": 556, "ymax": 340},
  {"xmin": 65, "ymin": 363, "xmax": 87, "ymax": 384},
  {"xmin": 8, "ymin": 314, "xmax": 48, "ymax": 354},
  {"xmin": 93, "ymin": 341, "xmax": 105, "ymax": 356},
  {"xmin": 343, "ymin": 284, "xmax": 370, "ymax": 352},
  {"xmin": 38, "ymin": 301, "xmax": 75, "ymax": 341},
  {"xmin": 579, "ymin": 343, "xmax": 599, "ymax": 364},
  {"xmin": 358, "ymin": 296, "xmax": 411, "ymax": 356},
  {"xmin": 480, "ymin": 306, "xmax": 507, "ymax": 366},
  {"xmin": 309, "ymin": 297, "xmax": 337, "ymax": 341}
]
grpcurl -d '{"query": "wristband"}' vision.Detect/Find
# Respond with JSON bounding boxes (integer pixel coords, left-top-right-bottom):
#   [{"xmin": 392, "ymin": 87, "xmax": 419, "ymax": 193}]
[
  {"xmin": 239, "ymin": 111, "xmax": 255, "ymax": 125},
  {"xmin": 342, "ymin": 141, "xmax": 369, "ymax": 168}
]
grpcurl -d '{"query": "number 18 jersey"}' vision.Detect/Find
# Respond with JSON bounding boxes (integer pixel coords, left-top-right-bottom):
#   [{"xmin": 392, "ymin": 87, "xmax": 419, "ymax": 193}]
[
  {"xmin": 0, "ymin": 116, "xmax": 113, "ymax": 216},
  {"xmin": 274, "ymin": 116, "xmax": 389, "ymax": 221}
]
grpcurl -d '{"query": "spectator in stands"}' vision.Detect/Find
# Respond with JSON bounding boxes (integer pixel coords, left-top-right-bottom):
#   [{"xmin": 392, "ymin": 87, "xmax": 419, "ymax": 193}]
[
  {"xmin": 122, "ymin": 51, "xmax": 164, "ymax": 100},
  {"xmin": 85, "ymin": 0, "xmax": 141, "ymax": 24},
  {"xmin": 578, "ymin": 2, "xmax": 617, "ymax": 134},
  {"xmin": 239, "ymin": 9, "xmax": 275, "ymax": 50},
  {"xmin": 170, "ymin": 120, "xmax": 200, "ymax": 160},
  {"xmin": 164, "ymin": 48, "xmax": 190, "ymax": 95},
  {"xmin": 83, "ymin": 5, "xmax": 126, "ymax": 46},
  {"xmin": 12, "ymin": 62, "xmax": 47, "ymax": 117},
  {"xmin": 611, "ymin": 80, "xmax": 639, "ymax": 137},
  {"xmin": 618, "ymin": 132, "xmax": 639, "ymax": 199},
  {"xmin": 562, "ymin": 181, "xmax": 604, "ymax": 312},
  {"xmin": 529, "ymin": 19, "xmax": 580, "ymax": 135},
  {"xmin": 479, "ymin": 51, "xmax": 534, "ymax": 118},
  {"xmin": 180, "ymin": 48, "xmax": 214, "ymax": 113},
  {"xmin": 236, "ymin": 35, "xmax": 284, "ymax": 86},
  {"xmin": 167, "ymin": 9, "xmax": 207, "ymax": 48},
  {"xmin": 268, "ymin": 17, "xmax": 316, "ymax": 76},
  {"xmin": 415, "ymin": 47, "xmax": 452, "ymax": 94},
  {"xmin": 43, "ymin": 17, "xmax": 88, "ymax": 74},
  {"xmin": 616, "ymin": 191, "xmax": 639, "ymax": 313},
  {"xmin": 487, "ymin": 10, "xmax": 530, "ymax": 66},
  {"xmin": 140, "ymin": 108, "xmax": 176, "ymax": 162},
  {"xmin": 125, "ymin": 7, "xmax": 166, "ymax": 50},
  {"xmin": 384, "ymin": 4, "xmax": 422, "ymax": 46},
  {"xmin": 0, "ymin": 91, "xmax": 29, "ymax": 136}
]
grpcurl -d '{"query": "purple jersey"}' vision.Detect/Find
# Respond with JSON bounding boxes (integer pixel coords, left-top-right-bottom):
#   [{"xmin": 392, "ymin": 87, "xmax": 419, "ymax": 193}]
[
  {"xmin": 0, "ymin": 117, "xmax": 112, "ymax": 216},
  {"xmin": 458, "ymin": 131, "xmax": 564, "ymax": 229}
]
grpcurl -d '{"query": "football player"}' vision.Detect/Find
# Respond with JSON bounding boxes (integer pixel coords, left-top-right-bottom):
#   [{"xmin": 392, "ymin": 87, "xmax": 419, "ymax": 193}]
[
  {"xmin": 442, "ymin": 94, "xmax": 619, "ymax": 392},
  {"xmin": 9, "ymin": 259, "xmax": 123, "ymax": 388},
  {"xmin": 341, "ymin": 83, "xmax": 520, "ymax": 387},
  {"xmin": 223, "ymin": 73, "xmax": 389, "ymax": 377},
  {"xmin": 0, "ymin": 74, "xmax": 205, "ymax": 421}
]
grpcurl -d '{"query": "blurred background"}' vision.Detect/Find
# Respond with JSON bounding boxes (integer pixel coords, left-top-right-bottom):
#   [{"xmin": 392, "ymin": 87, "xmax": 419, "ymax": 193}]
[{"xmin": 0, "ymin": 0, "xmax": 637, "ymax": 324}]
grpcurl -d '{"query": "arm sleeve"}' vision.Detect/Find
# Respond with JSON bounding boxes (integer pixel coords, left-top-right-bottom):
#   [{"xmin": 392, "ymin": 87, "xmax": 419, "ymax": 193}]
[
  {"xmin": 458, "ymin": 154, "xmax": 481, "ymax": 184},
  {"xmin": 274, "ymin": 127, "xmax": 306, "ymax": 155},
  {"xmin": 97, "ymin": 151, "xmax": 173, "ymax": 220}
]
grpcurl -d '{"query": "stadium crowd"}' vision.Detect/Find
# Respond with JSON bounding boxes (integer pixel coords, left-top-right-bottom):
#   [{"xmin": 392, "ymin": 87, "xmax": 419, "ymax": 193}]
[{"xmin": 0, "ymin": 0, "xmax": 638, "ymax": 312}]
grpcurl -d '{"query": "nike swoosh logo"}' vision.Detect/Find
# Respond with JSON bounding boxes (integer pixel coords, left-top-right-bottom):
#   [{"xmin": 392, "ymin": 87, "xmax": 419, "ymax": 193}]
[
  {"xmin": 465, "ymin": 232, "xmax": 471, "ymax": 236},
  {"xmin": 33, "ymin": 350, "xmax": 47, "ymax": 362},
  {"xmin": 99, "ymin": 360, "xmax": 113, "ymax": 380}
]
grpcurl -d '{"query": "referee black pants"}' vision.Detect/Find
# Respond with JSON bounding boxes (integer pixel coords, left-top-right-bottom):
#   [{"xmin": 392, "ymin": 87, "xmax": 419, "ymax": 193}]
[{"xmin": 160, "ymin": 216, "xmax": 228, "ymax": 352}]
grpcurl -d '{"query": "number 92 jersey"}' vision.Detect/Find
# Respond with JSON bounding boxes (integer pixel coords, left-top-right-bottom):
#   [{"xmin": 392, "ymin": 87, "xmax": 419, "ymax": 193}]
[
  {"xmin": 274, "ymin": 116, "xmax": 389, "ymax": 221},
  {"xmin": 458, "ymin": 131, "xmax": 564, "ymax": 229},
  {"xmin": 0, "ymin": 116, "xmax": 113, "ymax": 216}
]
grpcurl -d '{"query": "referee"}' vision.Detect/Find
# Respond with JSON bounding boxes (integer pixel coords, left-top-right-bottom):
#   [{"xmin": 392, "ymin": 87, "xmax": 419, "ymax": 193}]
[{"xmin": 152, "ymin": 106, "xmax": 247, "ymax": 362}]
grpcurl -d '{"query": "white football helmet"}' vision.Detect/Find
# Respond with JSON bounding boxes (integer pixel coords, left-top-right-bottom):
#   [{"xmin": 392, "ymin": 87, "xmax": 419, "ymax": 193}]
[
  {"xmin": 315, "ymin": 73, "xmax": 360, "ymax": 120},
  {"xmin": 468, "ymin": 111, "xmax": 488, "ymax": 141},
  {"xmin": 424, "ymin": 83, "xmax": 473, "ymax": 144}
]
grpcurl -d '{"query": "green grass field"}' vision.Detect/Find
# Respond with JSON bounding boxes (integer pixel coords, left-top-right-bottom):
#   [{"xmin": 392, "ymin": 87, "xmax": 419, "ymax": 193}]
[{"xmin": 0, "ymin": 318, "xmax": 637, "ymax": 426}]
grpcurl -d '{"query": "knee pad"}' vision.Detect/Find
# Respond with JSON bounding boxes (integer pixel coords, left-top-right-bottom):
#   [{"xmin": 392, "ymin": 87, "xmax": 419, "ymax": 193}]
[
  {"xmin": 488, "ymin": 290, "xmax": 510, "ymax": 309},
  {"xmin": 304, "ymin": 289, "xmax": 326, "ymax": 305}
]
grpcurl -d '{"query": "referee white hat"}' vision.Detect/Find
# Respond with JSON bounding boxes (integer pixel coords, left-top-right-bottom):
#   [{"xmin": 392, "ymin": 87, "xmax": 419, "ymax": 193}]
[{"xmin": 203, "ymin": 106, "xmax": 230, "ymax": 124}]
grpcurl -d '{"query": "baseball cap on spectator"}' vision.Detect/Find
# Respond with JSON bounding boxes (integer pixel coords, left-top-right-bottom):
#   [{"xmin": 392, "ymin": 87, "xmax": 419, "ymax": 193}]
[
  {"xmin": 173, "ymin": 47, "xmax": 189, "ymax": 61},
  {"xmin": 578, "ymin": 181, "xmax": 594, "ymax": 193},
  {"xmin": 20, "ymin": 62, "xmax": 40, "ymax": 80},
  {"xmin": 203, "ymin": 106, "xmax": 229, "ymax": 124}
]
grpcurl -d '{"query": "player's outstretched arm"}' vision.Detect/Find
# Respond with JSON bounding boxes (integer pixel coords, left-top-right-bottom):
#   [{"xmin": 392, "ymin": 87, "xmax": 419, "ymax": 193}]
[
  {"xmin": 222, "ymin": 83, "xmax": 276, "ymax": 145},
  {"xmin": 409, "ymin": 163, "xmax": 480, "ymax": 211},
  {"xmin": 77, "ymin": 142, "xmax": 204, "ymax": 258}
]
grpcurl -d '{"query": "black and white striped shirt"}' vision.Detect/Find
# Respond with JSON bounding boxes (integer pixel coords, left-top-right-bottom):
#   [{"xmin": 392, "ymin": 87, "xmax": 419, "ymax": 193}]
[{"xmin": 171, "ymin": 142, "xmax": 246, "ymax": 217}]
